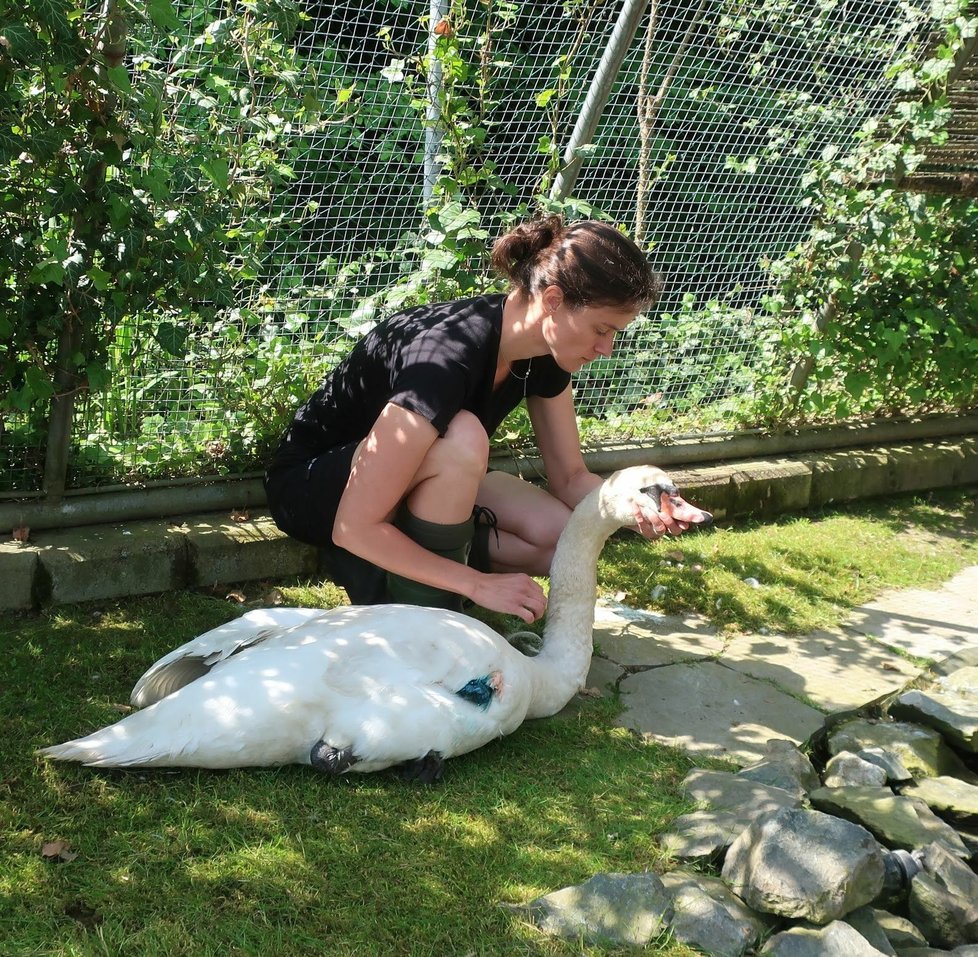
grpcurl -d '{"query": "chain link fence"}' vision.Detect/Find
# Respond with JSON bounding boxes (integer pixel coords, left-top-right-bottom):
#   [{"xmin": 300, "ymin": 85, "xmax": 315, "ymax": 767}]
[{"xmin": 0, "ymin": 0, "xmax": 947, "ymax": 497}]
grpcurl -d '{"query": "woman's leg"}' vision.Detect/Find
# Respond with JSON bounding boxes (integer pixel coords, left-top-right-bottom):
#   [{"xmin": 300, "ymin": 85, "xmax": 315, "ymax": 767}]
[
  {"xmin": 385, "ymin": 411, "xmax": 491, "ymax": 608},
  {"xmin": 400, "ymin": 410, "xmax": 491, "ymax": 523},
  {"xmin": 475, "ymin": 471, "xmax": 571, "ymax": 576}
]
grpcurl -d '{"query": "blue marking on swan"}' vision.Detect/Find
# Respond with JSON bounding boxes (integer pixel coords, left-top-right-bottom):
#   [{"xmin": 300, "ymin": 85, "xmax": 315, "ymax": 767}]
[
  {"xmin": 38, "ymin": 467, "xmax": 711, "ymax": 777},
  {"xmin": 454, "ymin": 673, "xmax": 503, "ymax": 710}
]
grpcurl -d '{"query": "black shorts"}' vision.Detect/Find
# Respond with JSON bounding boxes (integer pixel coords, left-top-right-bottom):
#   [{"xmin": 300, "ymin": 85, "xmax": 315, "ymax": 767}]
[
  {"xmin": 263, "ymin": 444, "xmax": 495, "ymax": 604},
  {"xmin": 264, "ymin": 442, "xmax": 358, "ymax": 548}
]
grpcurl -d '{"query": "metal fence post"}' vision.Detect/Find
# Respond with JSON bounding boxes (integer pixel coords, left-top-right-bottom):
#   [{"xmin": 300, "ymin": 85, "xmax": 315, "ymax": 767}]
[
  {"xmin": 551, "ymin": 0, "xmax": 650, "ymax": 201},
  {"xmin": 423, "ymin": 0, "xmax": 450, "ymax": 207}
]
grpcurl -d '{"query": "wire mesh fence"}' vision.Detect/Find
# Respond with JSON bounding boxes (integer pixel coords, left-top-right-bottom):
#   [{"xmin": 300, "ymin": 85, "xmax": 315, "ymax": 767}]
[{"xmin": 0, "ymin": 0, "xmax": 950, "ymax": 496}]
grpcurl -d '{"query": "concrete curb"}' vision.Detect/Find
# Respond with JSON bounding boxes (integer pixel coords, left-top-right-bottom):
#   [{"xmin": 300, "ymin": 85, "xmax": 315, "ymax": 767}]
[{"xmin": 3, "ymin": 437, "xmax": 976, "ymax": 612}]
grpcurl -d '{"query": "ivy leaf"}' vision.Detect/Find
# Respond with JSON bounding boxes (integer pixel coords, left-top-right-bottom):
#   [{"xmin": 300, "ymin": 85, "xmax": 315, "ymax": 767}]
[
  {"xmin": 201, "ymin": 156, "xmax": 229, "ymax": 192},
  {"xmin": 535, "ymin": 88, "xmax": 557, "ymax": 108},
  {"xmin": 154, "ymin": 321, "xmax": 189, "ymax": 357},
  {"xmin": 31, "ymin": 0, "xmax": 73, "ymax": 40},
  {"xmin": 147, "ymin": 0, "xmax": 180, "ymax": 32},
  {"xmin": 0, "ymin": 22, "xmax": 45, "ymax": 63}
]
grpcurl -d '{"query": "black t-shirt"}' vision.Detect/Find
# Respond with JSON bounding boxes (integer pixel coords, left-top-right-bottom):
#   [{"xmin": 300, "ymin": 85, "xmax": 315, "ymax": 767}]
[{"xmin": 269, "ymin": 293, "xmax": 571, "ymax": 469}]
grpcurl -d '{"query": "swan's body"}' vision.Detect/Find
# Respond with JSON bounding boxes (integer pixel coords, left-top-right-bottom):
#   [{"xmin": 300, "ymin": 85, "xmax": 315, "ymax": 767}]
[{"xmin": 40, "ymin": 467, "xmax": 710, "ymax": 776}]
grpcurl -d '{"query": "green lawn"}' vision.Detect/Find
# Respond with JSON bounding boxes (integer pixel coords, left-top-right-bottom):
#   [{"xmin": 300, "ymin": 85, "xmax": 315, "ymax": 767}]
[{"xmin": 2, "ymin": 487, "xmax": 976, "ymax": 956}]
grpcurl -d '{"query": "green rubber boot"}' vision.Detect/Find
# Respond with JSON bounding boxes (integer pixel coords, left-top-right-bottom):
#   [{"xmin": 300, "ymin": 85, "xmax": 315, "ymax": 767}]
[{"xmin": 386, "ymin": 505, "xmax": 475, "ymax": 611}]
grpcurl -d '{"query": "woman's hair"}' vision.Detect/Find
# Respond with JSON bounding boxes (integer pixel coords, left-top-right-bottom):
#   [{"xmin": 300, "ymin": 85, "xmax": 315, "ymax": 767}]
[{"xmin": 490, "ymin": 214, "xmax": 662, "ymax": 310}]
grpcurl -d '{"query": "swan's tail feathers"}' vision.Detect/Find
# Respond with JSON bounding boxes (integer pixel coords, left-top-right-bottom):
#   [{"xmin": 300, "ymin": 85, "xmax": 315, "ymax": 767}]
[{"xmin": 38, "ymin": 729, "xmax": 164, "ymax": 768}]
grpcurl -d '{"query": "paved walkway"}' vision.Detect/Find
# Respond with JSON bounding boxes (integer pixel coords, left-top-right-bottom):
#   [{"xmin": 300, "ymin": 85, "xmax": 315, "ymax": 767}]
[{"xmin": 582, "ymin": 567, "xmax": 978, "ymax": 766}]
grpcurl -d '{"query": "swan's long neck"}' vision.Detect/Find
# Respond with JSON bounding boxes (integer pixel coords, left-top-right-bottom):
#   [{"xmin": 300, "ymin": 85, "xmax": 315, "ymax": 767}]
[{"xmin": 526, "ymin": 484, "xmax": 619, "ymax": 718}]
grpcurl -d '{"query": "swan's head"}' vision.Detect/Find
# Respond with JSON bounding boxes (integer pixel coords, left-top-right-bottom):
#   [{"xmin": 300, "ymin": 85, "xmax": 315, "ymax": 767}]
[{"xmin": 599, "ymin": 466, "xmax": 714, "ymax": 531}]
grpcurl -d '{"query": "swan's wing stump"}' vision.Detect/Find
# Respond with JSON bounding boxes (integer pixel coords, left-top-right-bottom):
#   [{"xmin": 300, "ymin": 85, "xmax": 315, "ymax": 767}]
[{"xmin": 130, "ymin": 607, "xmax": 328, "ymax": 707}]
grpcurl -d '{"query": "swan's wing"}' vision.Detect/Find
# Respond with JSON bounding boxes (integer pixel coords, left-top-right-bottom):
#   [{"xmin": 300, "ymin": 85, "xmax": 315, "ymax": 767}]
[
  {"xmin": 312, "ymin": 605, "xmax": 535, "ymax": 766},
  {"xmin": 130, "ymin": 607, "xmax": 329, "ymax": 707}
]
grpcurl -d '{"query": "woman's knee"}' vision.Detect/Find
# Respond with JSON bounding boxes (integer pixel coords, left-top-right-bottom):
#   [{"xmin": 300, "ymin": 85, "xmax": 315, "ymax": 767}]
[{"xmin": 433, "ymin": 411, "xmax": 490, "ymax": 477}]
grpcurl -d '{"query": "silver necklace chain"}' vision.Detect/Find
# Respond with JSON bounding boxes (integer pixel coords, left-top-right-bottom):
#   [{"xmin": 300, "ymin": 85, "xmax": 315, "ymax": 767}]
[{"xmin": 510, "ymin": 358, "xmax": 532, "ymax": 397}]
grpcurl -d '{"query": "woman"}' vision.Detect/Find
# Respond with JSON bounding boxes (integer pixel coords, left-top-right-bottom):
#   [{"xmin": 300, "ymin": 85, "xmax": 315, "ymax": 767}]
[{"xmin": 265, "ymin": 215, "xmax": 691, "ymax": 622}]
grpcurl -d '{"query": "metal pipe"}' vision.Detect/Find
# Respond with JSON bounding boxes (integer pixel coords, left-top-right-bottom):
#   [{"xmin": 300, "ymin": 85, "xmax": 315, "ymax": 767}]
[
  {"xmin": 422, "ymin": 0, "xmax": 449, "ymax": 205},
  {"xmin": 4, "ymin": 413, "xmax": 977, "ymax": 534},
  {"xmin": 551, "ymin": 0, "xmax": 650, "ymax": 200}
]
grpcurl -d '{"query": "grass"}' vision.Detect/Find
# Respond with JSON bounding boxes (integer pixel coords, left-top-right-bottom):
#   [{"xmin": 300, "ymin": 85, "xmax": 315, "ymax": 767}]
[
  {"xmin": 2, "ymin": 487, "xmax": 976, "ymax": 956},
  {"xmin": 598, "ymin": 487, "xmax": 978, "ymax": 635}
]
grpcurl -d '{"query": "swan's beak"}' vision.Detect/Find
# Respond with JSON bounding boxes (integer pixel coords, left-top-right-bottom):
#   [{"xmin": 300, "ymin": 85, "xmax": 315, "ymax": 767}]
[{"xmin": 642, "ymin": 482, "xmax": 713, "ymax": 528}]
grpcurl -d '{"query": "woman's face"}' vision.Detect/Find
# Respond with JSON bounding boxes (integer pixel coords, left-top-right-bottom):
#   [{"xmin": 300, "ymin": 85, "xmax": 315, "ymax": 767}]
[{"xmin": 540, "ymin": 286, "xmax": 639, "ymax": 373}]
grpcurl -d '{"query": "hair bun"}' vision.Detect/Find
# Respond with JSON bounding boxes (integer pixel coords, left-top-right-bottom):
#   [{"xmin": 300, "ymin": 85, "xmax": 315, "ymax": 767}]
[{"xmin": 491, "ymin": 214, "xmax": 564, "ymax": 285}]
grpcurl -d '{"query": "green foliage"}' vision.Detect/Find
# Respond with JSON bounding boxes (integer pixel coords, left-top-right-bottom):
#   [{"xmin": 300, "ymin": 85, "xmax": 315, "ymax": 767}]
[
  {"xmin": 0, "ymin": 0, "xmax": 304, "ymax": 428},
  {"xmin": 754, "ymin": 1, "xmax": 978, "ymax": 422}
]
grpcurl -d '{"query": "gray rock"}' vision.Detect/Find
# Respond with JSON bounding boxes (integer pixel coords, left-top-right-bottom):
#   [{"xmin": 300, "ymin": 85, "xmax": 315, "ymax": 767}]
[
  {"xmin": 890, "ymin": 690, "xmax": 978, "ymax": 755},
  {"xmin": 895, "ymin": 948, "xmax": 961, "ymax": 957},
  {"xmin": 869, "ymin": 908, "xmax": 929, "ymax": 948},
  {"xmin": 683, "ymin": 767, "xmax": 805, "ymax": 812},
  {"xmin": 908, "ymin": 871, "xmax": 978, "ymax": 949},
  {"xmin": 916, "ymin": 842, "xmax": 978, "ymax": 903},
  {"xmin": 895, "ymin": 949, "xmax": 978, "ymax": 957},
  {"xmin": 660, "ymin": 768, "xmax": 805, "ymax": 860},
  {"xmin": 938, "ymin": 667, "xmax": 978, "ymax": 699},
  {"xmin": 660, "ymin": 870, "xmax": 770, "ymax": 957},
  {"xmin": 761, "ymin": 919, "xmax": 892, "ymax": 955},
  {"xmin": 737, "ymin": 740, "xmax": 820, "ymax": 796},
  {"xmin": 810, "ymin": 787, "xmax": 971, "ymax": 858},
  {"xmin": 859, "ymin": 747, "xmax": 914, "ymax": 784},
  {"xmin": 510, "ymin": 872, "xmax": 673, "ymax": 947},
  {"xmin": 845, "ymin": 905, "xmax": 899, "ymax": 955},
  {"xmin": 722, "ymin": 807, "xmax": 885, "ymax": 923},
  {"xmin": 902, "ymin": 777, "xmax": 978, "ymax": 821},
  {"xmin": 824, "ymin": 751, "xmax": 889, "ymax": 788},
  {"xmin": 659, "ymin": 809, "xmax": 753, "ymax": 861},
  {"xmin": 828, "ymin": 719, "xmax": 978, "ymax": 783}
]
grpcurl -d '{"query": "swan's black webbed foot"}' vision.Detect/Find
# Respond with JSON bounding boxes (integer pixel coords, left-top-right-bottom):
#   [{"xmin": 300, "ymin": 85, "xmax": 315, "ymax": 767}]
[
  {"xmin": 398, "ymin": 750, "xmax": 445, "ymax": 784},
  {"xmin": 310, "ymin": 740, "xmax": 358, "ymax": 775}
]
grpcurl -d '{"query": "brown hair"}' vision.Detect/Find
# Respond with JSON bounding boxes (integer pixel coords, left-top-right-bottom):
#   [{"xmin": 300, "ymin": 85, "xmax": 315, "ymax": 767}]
[{"xmin": 490, "ymin": 214, "xmax": 662, "ymax": 310}]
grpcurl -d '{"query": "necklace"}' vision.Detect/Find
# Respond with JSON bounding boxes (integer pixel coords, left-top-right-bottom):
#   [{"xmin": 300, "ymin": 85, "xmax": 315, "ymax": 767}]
[{"xmin": 509, "ymin": 358, "xmax": 532, "ymax": 397}]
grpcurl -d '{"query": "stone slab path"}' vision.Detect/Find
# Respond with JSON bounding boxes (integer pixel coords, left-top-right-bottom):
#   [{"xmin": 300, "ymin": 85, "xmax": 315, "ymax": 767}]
[{"xmin": 583, "ymin": 567, "xmax": 978, "ymax": 766}]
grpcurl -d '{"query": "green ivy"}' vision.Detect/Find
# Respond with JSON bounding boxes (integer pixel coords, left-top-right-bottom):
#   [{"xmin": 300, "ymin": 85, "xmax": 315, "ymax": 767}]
[{"xmin": 755, "ymin": 1, "xmax": 978, "ymax": 423}]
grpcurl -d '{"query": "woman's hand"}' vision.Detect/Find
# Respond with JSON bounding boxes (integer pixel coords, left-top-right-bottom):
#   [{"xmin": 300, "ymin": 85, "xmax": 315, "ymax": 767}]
[{"xmin": 468, "ymin": 572, "xmax": 548, "ymax": 624}]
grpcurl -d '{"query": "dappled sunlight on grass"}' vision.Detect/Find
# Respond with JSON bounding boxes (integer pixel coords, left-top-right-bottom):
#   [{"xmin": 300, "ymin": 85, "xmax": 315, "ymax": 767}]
[{"xmin": 599, "ymin": 488, "xmax": 978, "ymax": 634}]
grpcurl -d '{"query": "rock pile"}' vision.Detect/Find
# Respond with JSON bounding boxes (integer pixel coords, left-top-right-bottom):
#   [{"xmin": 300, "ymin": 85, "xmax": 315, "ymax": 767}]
[{"xmin": 508, "ymin": 655, "xmax": 978, "ymax": 955}]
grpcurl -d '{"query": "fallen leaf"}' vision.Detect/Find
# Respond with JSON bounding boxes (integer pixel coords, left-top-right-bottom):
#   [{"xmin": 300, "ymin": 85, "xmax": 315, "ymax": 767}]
[
  {"xmin": 225, "ymin": 590, "xmax": 247, "ymax": 604},
  {"xmin": 12, "ymin": 524, "xmax": 30, "ymax": 542},
  {"xmin": 579, "ymin": 687, "xmax": 602, "ymax": 698},
  {"xmin": 41, "ymin": 840, "xmax": 78, "ymax": 863},
  {"xmin": 109, "ymin": 702, "xmax": 133, "ymax": 714},
  {"xmin": 230, "ymin": 509, "xmax": 250, "ymax": 523}
]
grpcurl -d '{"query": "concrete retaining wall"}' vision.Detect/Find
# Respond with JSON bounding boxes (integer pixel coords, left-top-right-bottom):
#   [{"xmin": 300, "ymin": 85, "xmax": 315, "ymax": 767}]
[{"xmin": 2, "ymin": 437, "xmax": 976, "ymax": 613}]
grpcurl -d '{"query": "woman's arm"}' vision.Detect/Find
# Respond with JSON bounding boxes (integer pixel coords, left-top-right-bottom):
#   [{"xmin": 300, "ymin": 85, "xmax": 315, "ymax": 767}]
[
  {"xmin": 527, "ymin": 386, "xmax": 602, "ymax": 509},
  {"xmin": 528, "ymin": 387, "xmax": 691, "ymax": 540},
  {"xmin": 333, "ymin": 401, "xmax": 546, "ymax": 621}
]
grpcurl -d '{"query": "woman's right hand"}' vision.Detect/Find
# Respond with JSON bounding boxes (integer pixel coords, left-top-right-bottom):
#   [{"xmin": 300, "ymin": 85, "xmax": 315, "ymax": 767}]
[{"xmin": 469, "ymin": 572, "xmax": 548, "ymax": 624}]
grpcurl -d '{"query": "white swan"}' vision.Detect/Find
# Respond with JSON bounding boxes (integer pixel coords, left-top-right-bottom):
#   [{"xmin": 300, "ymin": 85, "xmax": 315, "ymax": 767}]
[{"xmin": 39, "ymin": 467, "xmax": 711, "ymax": 780}]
